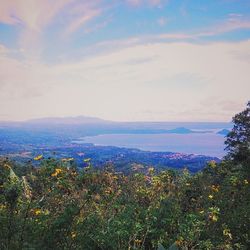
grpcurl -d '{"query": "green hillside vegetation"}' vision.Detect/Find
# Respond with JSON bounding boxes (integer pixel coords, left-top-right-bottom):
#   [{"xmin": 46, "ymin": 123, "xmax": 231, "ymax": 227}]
[{"xmin": 0, "ymin": 102, "xmax": 249, "ymax": 250}]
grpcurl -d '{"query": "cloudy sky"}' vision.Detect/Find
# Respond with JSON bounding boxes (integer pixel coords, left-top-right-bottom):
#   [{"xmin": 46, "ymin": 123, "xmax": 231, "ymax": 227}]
[{"xmin": 0, "ymin": 0, "xmax": 250, "ymax": 122}]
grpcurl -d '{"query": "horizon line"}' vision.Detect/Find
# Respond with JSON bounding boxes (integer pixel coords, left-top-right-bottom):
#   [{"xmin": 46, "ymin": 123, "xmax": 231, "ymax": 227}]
[{"xmin": 0, "ymin": 115, "xmax": 232, "ymax": 124}]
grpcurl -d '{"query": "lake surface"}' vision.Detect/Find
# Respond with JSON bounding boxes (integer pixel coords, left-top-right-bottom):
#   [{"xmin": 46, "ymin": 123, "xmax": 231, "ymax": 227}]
[{"xmin": 76, "ymin": 133, "xmax": 226, "ymax": 158}]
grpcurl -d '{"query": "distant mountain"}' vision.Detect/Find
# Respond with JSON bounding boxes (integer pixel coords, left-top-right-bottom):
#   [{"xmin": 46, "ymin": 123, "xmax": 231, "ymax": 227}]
[
  {"xmin": 217, "ymin": 129, "xmax": 230, "ymax": 136},
  {"xmin": 167, "ymin": 127, "xmax": 195, "ymax": 134},
  {"xmin": 26, "ymin": 116, "xmax": 113, "ymax": 125}
]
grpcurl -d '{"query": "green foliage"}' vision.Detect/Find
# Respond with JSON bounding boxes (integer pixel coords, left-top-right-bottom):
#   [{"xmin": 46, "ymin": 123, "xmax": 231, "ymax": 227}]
[
  {"xmin": 0, "ymin": 157, "xmax": 249, "ymax": 249},
  {"xmin": 0, "ymin": 103, "xmax": 249, "ymax": 249}
]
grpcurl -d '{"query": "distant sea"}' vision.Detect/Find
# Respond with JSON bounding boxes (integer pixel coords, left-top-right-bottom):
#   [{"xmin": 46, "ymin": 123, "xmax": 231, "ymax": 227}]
[{"xmin": 75, "ymin": 132, "xmax": 226, "ymax": 158}]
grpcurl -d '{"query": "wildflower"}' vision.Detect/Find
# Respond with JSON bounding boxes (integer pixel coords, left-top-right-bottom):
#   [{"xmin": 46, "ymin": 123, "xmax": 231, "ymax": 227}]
[
  {"xmin": 223, "ymin": 228, "xmax": 232, "ymax": 239},
  {"xmin": 186, "ymin": 182, "xmax": 191, "ymax": 186},
  {"xmin": 209, "ymin": 160, "xmax": 216, "ymax": 168},
  {"xmin": 208, "ymin": 194, "xmax": 213, "ymax": 199},
  {"xmin": 3, "ymin": 164, "xmax": 11, "ymax": 169},
  {"xmin": 71, "ymin": 232, "xmax": 77, "ymax": 239},
  {"xmin": 0, "ymin": 204, "xmax": 6, "ymax": 210},
  {"xmin": 211, "ymin": 185, "xmax": 219, "ymax": 192},
  {"xmin": 51, "ymin": 168, "xmax": 62, "ymax": 177},
  {"xmin": 208, "ymin": 207, "xmax": 220, "ymax": 222},
  {"xmin": 94, "ymin": 194, "xmax": 101, "ymax": 201},
  {"xmin": 105, "ymin": 188, "xmax": 112, "ymax": 194},
  {"xmin": 199, "ymin": 210, "xmax": 204, "ymax": 214},
  {"xmin": 34, "ymin": 155, "xmax": 43, "ymax": 161},
  {"xmin": 34, "ymin": 209, "xmax": 41, "ymax": 215},
  {"xmin": 44, "ymin": 209, "xmax": 50, "ymax": 215},
  {"xmin": 71, "ymin": 171, "xmax": 77, "ymax": 176},
  {"xmin": 135, "ymin": 239, "xmax": 142, "ymax": 244},
  {"xmin": 210, "ymin": 214, "xmax": 218, "ymax": 222},
  {"xmin": 243, "ymin": 179, "xmax": 249, "ymax": 185},
  {"xmin": 148, "ymin": 167, "xmax": 154, "ymax": 174},
  {"xmin": 175, "ymin": 238, "xmax": 183, "ymax": 246}
]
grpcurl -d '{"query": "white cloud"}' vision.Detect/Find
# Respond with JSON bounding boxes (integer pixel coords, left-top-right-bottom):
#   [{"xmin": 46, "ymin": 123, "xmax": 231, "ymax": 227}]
[{"xmin": 0, "ymin": 40, "xmax": 249, "ymax": 121}]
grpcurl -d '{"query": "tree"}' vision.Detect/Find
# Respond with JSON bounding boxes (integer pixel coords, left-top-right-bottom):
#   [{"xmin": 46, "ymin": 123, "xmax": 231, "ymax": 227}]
[{"xmin": 225, "ymin": 101, "xmax": 250, "ymax": 164}]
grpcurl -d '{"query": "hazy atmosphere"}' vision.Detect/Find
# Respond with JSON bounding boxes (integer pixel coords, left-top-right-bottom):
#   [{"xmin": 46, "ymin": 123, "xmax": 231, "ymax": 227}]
[
  {"xmin": 1, "ymin": 0, "xmax": 250, "ymax": 121},
  {"xmin": 1, "ymin": 2, "xmax": 250, "ymax": 249}
]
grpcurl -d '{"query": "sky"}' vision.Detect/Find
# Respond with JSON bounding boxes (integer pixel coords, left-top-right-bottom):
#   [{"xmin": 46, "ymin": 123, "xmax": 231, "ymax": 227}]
[{"xmin": 0, "ymin": 0, "xmax": 250, "ymax": 122}]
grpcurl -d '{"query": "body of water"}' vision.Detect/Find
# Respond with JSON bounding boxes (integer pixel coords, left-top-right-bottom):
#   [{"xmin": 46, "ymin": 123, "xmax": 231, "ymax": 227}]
[{"xmin": 76, "ymin": 133, "xmax": 226, "ymax": 158}]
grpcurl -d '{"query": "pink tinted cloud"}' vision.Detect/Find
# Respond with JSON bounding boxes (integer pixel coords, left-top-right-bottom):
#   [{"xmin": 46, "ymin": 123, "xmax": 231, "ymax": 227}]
[
  {"xmin": 63, "ymin": 1, "xmax": 102, "ymax": 36},
  {"xmin": 0, "ymin": 0, "xmax": 104, "ymax": 56},
  {"xmin": 0, "ymin": 0, "xmax": 102, "ymax": 34},
  {"xmin": 0, "ymin": 1, "xmax": 19, "ymax": 25},
  {"xmin": 127, "ymin": 0, "xmax": 168, "ymax": 7},
  {"xmin": 159, "ymin": 17, "xmax": 250, "ymax": 41},
  {"xmin": 193, "ymin": 18, "xmax": 250, "ymax": 38},
  {"xmin": 0, "ymin": 44, "xmax": 9, "ymax": 54},
  {"xmin": 65, "ymin": 9, "xmax": 101, "ymax": 35},
  {"xmin": 0, "ymin": 0, "xmax": 74, "ymax": 30}
]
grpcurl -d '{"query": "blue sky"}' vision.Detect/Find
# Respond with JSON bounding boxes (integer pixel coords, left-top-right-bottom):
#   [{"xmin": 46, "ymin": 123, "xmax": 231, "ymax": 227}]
[{"xmin": 0, "ymin": 0, "xmax": 250, "ymax": 121}]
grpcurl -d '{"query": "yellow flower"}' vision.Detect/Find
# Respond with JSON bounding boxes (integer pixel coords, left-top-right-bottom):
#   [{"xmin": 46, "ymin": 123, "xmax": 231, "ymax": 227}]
[
  {"xmin": 244, "ymin": 179, "xmax": 249, "ymax": 185},
  {"xmin": 211, "ymin": 215, "xmax": 218, "ymax": 222},
  {"xmin": 211, "ymin": 185, "xmax": 219, "ymax": 192},
  {"xmin": 51, "ymin": 168, "xmax": 62, "ymax": 177},
  {"xmin": 148, "ymin": 167, "xmax": 154, "ymax": 173},
  {"xmin": 0, "ymin": 204, "xmax": 6, "ymax": 210},
  {"xmin": 34, "ymin": 209, "xmax": 41, "ymax": 215},
  {"xmin": 208, "ymin": 207, "xmax": 220, "ymax": 222},
  {"xmin": 209, "ymin": 160, "xmax": 216, "ymax": 168},
  {"xmin": 71, "ymin": 232, "xmax": 77, "ymax": 239},
  {"xmin": 135, "ymin": 239, "xmax": 142, "ymax": 244},
  {"xmin": 223, "ymin": 229, "xmax": 232, "ymax": 239},
  {"xmin": 175, "ymin": 238, "xmax": 183, "ymax": 246},
  {"xmin": 208, "ymin": 194, "xmax": 214, "ymax": 199},
  {"xmin": 3, "ymin": 164, "xmax": 11, "ymax": 169},
  {"xmin": 44, "ymin": 209, "xmax": 50, "ymax": 215},
  {"xmin": 105, "ymin": 189, "xmax": 111, "ymax": 194},
  {"xmin": 34, "ymin": 155, "xmax": 43, "ymax": 161},
  {"xmin": 186, "ymin": 183, "xmax": 191, "ymax": 186}
]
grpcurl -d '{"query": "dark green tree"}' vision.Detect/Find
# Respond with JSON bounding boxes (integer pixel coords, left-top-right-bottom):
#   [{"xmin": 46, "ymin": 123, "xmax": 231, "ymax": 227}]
[{"xmin": 225, "ymin": 101, "xmax": 250, "ymax": 164}]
